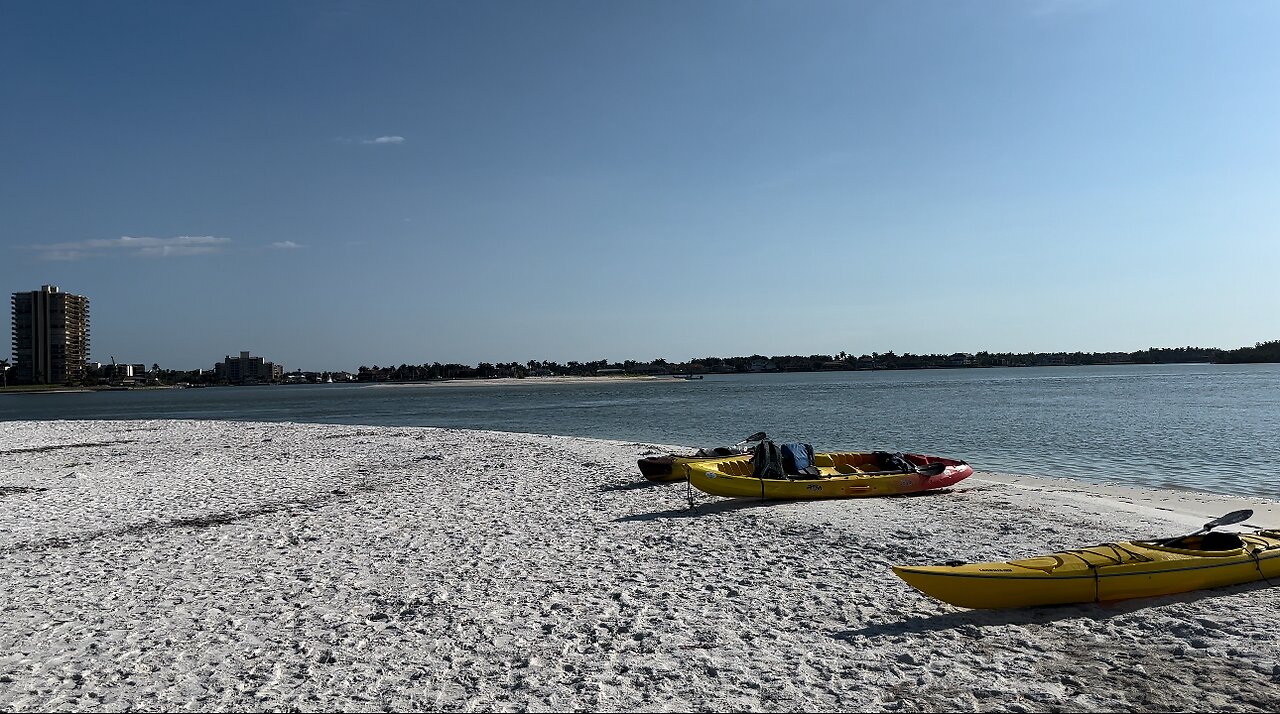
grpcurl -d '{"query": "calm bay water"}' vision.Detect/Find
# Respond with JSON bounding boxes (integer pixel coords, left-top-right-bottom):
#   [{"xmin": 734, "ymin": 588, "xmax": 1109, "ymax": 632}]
[{"xmin": 4, "ymin": 363, "xmax": 1280, "ymax": 499}]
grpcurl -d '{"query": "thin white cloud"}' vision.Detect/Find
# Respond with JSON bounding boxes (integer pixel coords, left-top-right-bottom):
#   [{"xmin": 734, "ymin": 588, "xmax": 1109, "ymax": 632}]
[
  {"xmin": 336, "ymin": 135, "xmax": 406, "ymax": 145},
  {"xmin": 33, "ymin": 235, "xmax": 230, "ymax": 260},
  {"xmin": 271, "ymin": 241, "xmax": 303, "ymax": 249}
]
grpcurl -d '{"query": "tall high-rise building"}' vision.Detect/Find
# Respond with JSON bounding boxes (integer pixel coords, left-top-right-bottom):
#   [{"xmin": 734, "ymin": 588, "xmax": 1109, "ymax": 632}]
[{"xmin": 10, "ymin": 285, "xmax": 91, "ymax": 385}]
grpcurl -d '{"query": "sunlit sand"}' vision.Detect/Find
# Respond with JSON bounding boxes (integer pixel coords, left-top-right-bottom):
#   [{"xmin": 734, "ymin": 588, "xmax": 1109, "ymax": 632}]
[{"xmin": 2, "ymin": 420, "xmax": 1277, "ymax": 711}]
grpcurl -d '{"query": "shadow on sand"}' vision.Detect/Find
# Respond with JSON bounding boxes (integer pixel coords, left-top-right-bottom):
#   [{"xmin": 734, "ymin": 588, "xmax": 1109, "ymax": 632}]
[
  {"xmin": 832, "ymin": 578, "xmax": 1277, "ymax": 641},
  {"xmin": 599, "ymin": 480, "xmax": 677, "ymax": 493},
  {"xmin": 615, "ymin": 486, "xmax": 963, "ymax": 522},
  {"xmin": 614, "ymin": 497, "xmax": 793, "ymax": 522}
]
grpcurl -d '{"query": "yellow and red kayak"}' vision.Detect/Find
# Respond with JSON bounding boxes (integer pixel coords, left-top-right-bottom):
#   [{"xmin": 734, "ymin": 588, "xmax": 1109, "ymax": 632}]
[
  {"xmin": 894, "ymin": 530, "xmax": 1280, "ymax": 609},
  {"xmin": 638, "ymin": 433, "xmax": 769, "ymax": 482},
  {"xmin": 684, "ymin": 451, "xmax": 972, "ymax": 499}
]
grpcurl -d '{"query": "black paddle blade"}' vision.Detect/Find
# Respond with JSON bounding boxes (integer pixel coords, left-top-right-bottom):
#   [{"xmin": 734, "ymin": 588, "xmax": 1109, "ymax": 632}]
[
  {"xmin": 1161, "ymin": 508, "xmax": 1256, "ymax": 546},
  {"xmin": 1204, "ymin": 509, "xmax": 1253, "ymax": 531},
  {"xmin": 917, "ymin": 462, "xmax": 947, "ymax": 477}
]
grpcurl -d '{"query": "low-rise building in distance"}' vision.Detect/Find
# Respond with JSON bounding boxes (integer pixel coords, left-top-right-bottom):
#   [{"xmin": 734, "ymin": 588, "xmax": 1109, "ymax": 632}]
[{"xmin": 214, "ymin": 351, "xmax": 281, "ymax": 384}]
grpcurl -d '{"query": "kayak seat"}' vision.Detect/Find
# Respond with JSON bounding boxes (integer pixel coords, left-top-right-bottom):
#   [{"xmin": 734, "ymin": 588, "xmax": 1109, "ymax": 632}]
[
  {"xmin": 1162, "ymin": 531, "xmax": 1246, "ymax": 551},
  {"xmin": 1199, "ymin": 531, "xmax": 1246, "ymax": 551},
  {"xmin": 780, "ymin": 443, "xmax": 822, "ymax": 478}
]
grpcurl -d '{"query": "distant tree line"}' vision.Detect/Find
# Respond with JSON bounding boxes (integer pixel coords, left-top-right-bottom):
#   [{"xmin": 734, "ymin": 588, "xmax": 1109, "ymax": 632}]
[
  {"xmin": 299, "ymin": 340, "xmax": 1280, "ymax": 382},
  {"xmin": 1213, "ymin": 340, "xmax": 1280, "ymax": 364},
  {"xmin": 10, "ymin": 341, "xmax": 1280, "ymax": 389}
]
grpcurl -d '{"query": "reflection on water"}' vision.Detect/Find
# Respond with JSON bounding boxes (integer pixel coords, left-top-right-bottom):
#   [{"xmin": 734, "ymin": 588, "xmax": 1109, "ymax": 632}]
[{"xmin": 3, "ymin": 363, "xmax": 1279, "ymax": 500}]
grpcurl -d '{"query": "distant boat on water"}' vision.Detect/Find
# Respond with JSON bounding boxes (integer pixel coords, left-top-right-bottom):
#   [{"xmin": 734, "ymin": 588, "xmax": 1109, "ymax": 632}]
[{"xmin": 672, "ymin": 374, "xmax": 703, "ymax": 380}]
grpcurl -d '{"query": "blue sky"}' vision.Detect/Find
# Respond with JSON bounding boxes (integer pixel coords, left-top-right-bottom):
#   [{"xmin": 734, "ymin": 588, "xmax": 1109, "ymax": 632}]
[{"xmin": 2, "ymin": 1, "xmax": 1277, "ymax": 371}]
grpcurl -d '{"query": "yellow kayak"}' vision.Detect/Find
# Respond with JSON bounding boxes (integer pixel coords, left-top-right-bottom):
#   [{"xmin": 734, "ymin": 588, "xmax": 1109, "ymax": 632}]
[
  {"xmin": 685, "ymin": 451, "xmax": 972, "ymax": 499},
  {"xmin": 894, "ymin": 529, "xmax": 1280, "ymax": 609},
  {"xmin": 637, "ymin": 453, "xmax": 729, "ymax": 483}
]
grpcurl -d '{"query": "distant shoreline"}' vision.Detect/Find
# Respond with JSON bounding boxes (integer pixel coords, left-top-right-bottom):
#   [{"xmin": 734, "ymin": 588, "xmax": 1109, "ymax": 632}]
[
  {"xmin": 0, "ymin": 375, "xmax": 679, "ymax": 395},
  {"xmin": 1, "ymin": 361, "xmax": 1272, "ymax": 394},
  {"xmin": 365, "ymin": 375, "xmax": 676, "ymax": 387}
]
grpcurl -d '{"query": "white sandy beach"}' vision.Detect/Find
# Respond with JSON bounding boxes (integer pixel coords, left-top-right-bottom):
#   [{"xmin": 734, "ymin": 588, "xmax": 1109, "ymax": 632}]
[{"xmin": 2, "ymin": 420, "xmax": 1279, "ymax": 712}]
